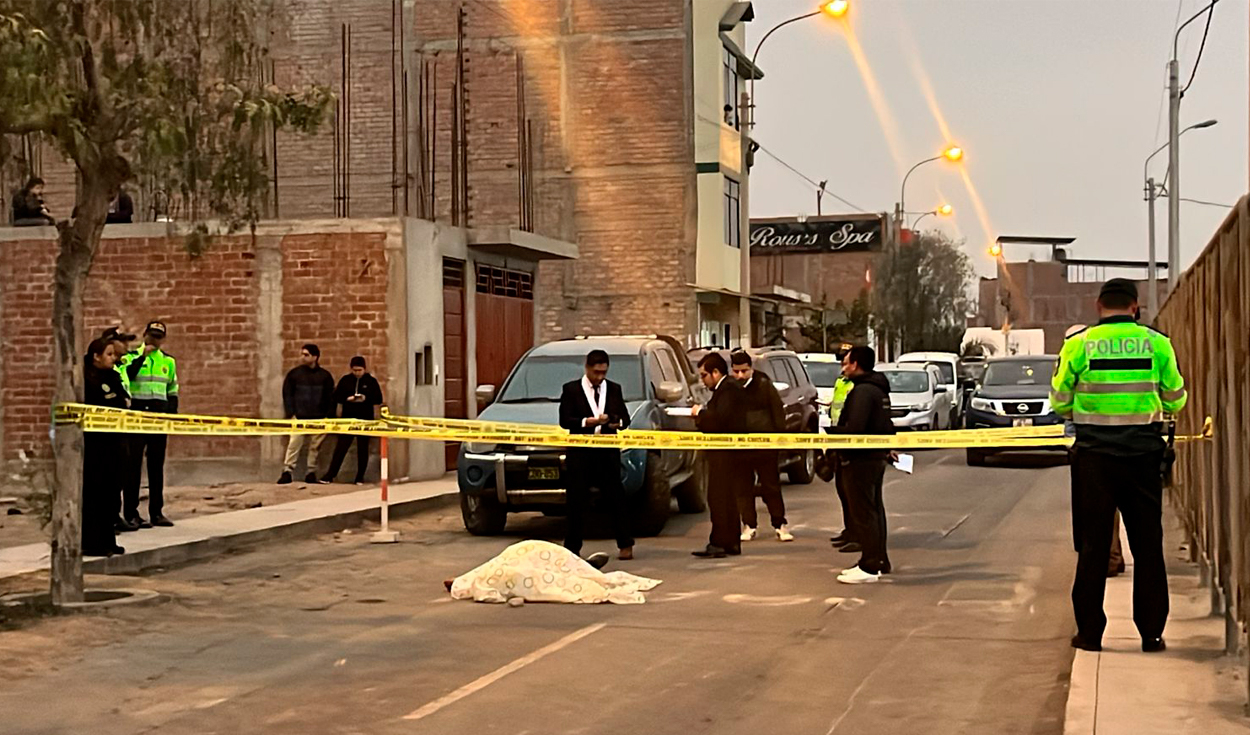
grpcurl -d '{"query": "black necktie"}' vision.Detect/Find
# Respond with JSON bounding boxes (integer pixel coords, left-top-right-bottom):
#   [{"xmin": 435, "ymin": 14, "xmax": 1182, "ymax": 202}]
[{"xmin": 593, "ymin": 384, "xmax": 600, "ymax": 405}]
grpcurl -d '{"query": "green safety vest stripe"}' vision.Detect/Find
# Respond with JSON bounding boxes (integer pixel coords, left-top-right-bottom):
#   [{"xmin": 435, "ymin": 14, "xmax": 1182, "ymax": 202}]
[{"xmin": 1076, "ymin": 381, "xmax": 1159, "ymax": 394}]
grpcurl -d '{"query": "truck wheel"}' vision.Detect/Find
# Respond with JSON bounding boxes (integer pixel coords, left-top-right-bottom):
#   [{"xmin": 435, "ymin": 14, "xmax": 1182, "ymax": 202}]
[
  {"xmin": 966, "ymin": 449, "xmax": 986, "ymax": 467},
  {"xmin": 675, "ymin": 453, "xmax": 708, "ymax": 513},
  {"xmin": 460, "ymin": 492, "xmax": 507, "ymax": 535},
  {"xmin": 633, "ymin": 455, "xmax": 671, "ymax": 537},
  {"xmin": 787, "ymin": 448, "xmax": 816, "ymax": 485}
]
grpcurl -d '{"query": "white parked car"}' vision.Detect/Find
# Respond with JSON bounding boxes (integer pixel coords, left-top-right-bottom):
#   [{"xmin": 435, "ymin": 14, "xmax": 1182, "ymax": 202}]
[
  {"xmin": 897, "ymin": 351, "xmax": 962, "ymax": 427},
  {"xmin": 799, "ymin": 352, "xmax": 842, "ymax": 429},
  {"xmin": 878, "ymin": 362, "xmax": 950, "ymax": 431}
]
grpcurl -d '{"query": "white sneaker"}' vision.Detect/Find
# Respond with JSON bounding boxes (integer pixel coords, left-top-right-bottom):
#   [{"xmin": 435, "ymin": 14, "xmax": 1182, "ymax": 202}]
[
  {"xmin": 740, "ymin": 525, "xmax": 758, "ymax": 542},
  {"xmin": 775, "ymin": 524, "xmax": 794, "ymax": 542},
  {"xmin": 837, "ymin": 566, "xmax": 880, "ymax": 585}
]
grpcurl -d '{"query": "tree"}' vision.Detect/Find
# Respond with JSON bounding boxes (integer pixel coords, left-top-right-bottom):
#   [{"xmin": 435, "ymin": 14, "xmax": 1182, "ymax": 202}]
[
  {"xmin": 798, "ymin": 291, "xmax": 871, "ymax": 353},
  {"xmin": 872, "ymin": 231, "xmax": 975, "ymax": 354},
  {"xmin": 0, "ymin": 0, "xmax": 332, "ymax": 603}
]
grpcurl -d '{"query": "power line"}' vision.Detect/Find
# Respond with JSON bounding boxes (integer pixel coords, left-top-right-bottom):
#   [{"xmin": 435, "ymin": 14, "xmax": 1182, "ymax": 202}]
[
  {"xmin": 1180, "ymin": 0, "xmax": 1218, "ymax": 95},
  {"xmin": 1179, "ymin": 196, "xmax": 1232, "ymax": 208},
  {"xmin": 693, "ymin": 112, "xmax": 868, "ymax": 213}
]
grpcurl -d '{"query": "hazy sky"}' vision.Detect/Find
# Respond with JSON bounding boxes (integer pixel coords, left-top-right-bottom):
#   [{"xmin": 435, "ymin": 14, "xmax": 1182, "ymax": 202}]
[{"xmin": 746, "ymin": 0, "xmax": 1248, "ymax": 277}]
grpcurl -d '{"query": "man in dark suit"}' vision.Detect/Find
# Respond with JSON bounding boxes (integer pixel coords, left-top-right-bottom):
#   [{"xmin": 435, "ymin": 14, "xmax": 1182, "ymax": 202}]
[
  {"xmin": 558, "ymin": 349, "xmax": 635, "ymax": 561},
  {"xmin": 729, "ymin": 350, "xmax": 793, "ymax": 542},
  {"xmin": 691, "ymin": 352, "xmax": 748, "ymax": 558}
]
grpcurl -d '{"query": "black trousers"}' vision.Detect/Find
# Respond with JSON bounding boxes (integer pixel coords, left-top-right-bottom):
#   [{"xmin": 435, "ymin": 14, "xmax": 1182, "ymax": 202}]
[
  {"xmin": 843, "ymin": 457, "xmax": 889, "ymax": 574},
  {"xmin": 737, "ymin": 449, "xmax": 786, "ymax": 529},
  {"xmin": 833, "ymin": 454, "xmax": 855, "ymax": 540},
  {"xmin": 325, "ymin": 435, "xmax": 371, "ymax": 483},
  {"xmin": 1071, "ymin": 448, "xmax": 1168, "ymax": 642},
  {"xmin": 707, "ymin": 451, "xmax": 744, "ymax": 551},
  {"xmin": 82, "ymin": 434, "xmax": 119, "ymax": 553},
  {"xmin": 564, "ymin": 448, "xmax": 634, "ymax": 555},
  {"xmin": 126, "ymin": 433, "xmax": 167, "ymax": 519}
]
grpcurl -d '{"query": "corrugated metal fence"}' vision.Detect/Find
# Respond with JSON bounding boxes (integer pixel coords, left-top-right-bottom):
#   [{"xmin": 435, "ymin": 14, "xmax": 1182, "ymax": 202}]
[{"xmin": 1156, "ymin": 195, "xmax": 1250, "ymax": 682}]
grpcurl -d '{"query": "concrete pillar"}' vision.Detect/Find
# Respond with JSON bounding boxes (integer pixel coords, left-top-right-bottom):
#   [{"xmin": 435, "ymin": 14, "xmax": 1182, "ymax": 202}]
[
  {"xmin": 384, "ymin": 221, "xmax": 410, "ymax": 479},
  {"xmin": 255, "ymin": 235, "xmax": 285, "ymax": 476}
]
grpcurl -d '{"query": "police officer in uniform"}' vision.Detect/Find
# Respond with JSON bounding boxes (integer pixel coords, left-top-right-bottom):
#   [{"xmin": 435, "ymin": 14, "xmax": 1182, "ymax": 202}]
[
  {"xmin": 101, "ymin": 327, "xmax": 139, "ymax": 532},
  {"xmin": 825, "ymin": 368, "xmax": 856, "ymax": 547},
  {"xmin": 83, "ymin": 337, "xmax": 128, "ymax": 556},
  {"xmin": 122, "ymin": 321, "xmax": 179, "ymax": 527},
  {"xmin": 1052, "ymin": 279, "xmax": 1187, "ymax": 653}
]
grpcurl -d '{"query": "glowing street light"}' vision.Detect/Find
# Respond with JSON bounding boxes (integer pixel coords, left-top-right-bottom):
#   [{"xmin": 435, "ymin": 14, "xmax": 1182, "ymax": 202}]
[
  {"xmin": 938, "ymin": 203, "xmax": 954, "ymax": 216},
  {"xmin": 942, "ymin": 145, "xmax": 964, "ymax": 162},
  {"xmin": 989, "ymin": 242, "xmax": 1003, "ymax": 258},
  {"xmin": 898, "ymin": 146, "xmax": 968, "ymax": 237},
  {"xmin": 822, "ymin": 0, "xmax": 850, "ymax": 17}
]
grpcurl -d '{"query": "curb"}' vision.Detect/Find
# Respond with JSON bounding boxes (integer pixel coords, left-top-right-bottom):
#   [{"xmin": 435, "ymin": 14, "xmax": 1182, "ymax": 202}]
[
  {"xmin": 1063, "ymin": 649, "xmax": 1099, "ymax": 734},
  {"xmin": 82, "ymin": 490, "xmax": 458, "ymax": 576}
]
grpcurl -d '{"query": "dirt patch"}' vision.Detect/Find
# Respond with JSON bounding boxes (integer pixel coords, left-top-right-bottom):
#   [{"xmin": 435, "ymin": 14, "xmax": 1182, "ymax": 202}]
[{"xmin": 0, "ymin": 479, "xmax": 376, "ymax": 550}]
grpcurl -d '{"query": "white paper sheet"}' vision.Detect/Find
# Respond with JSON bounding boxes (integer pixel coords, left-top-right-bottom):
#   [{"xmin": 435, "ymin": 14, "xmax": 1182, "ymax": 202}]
[
  {"xmin": 892, "ymin": 453, "xmax": 914, "ymax": 474},
  {"xmin": 664, "ymin": 407, "xmax": 694, "ymax": 417}
]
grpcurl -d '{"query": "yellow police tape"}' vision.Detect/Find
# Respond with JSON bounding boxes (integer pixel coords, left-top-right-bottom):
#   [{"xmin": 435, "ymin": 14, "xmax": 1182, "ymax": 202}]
[{"xmin": 51, "ymin": 404, "xmax": 1215, "ymax": 451}]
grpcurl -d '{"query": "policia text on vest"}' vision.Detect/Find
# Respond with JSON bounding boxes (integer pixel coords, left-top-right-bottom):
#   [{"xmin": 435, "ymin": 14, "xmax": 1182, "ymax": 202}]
[
  {"xmin": 1050, "ymin": 278, "xmax": 1186, "ymax": 653},
  {"xmin": 117, "ymin": 321, "xmax": 179, "ymax": 528}
]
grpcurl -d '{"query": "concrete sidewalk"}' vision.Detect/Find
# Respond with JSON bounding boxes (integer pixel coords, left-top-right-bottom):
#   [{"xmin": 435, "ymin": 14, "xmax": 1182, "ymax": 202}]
[
  {"xmin": 0, "ymin": 474, "xmax": 458, "ymax": 581},
  {"xmin": 1065, "ymin": 506, "xmax": 1249, "ymax": 734}
]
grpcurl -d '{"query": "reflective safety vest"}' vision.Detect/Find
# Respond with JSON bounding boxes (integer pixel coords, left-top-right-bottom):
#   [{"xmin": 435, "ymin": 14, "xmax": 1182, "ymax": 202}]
[
  {"xmin": 829, "ymin": 377, "xmax": 853, "ymax": 424},
  {"xmin": 1050, "ymin": 316, "xmax": 1187, "ymax": 426},
  {"xmin": 126, "ymin": 348, "xmax": 179, "ymax": 403}
]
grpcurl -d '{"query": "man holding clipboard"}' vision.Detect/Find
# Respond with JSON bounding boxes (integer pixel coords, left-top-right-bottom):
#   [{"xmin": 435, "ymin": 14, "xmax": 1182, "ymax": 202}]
[{"xmin": 559, "ymin": 350, "xmax": 635, "ymax": 561}]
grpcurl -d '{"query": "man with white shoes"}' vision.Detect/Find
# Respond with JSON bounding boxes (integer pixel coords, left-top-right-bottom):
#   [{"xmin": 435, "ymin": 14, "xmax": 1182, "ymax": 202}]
[
  {"xmin": 729, "ymin": 350, "xmax": 794, "ymax": 544},
  {"xmin": 825, "ymin": 346, "xmax": 895, "ymax": 585}
]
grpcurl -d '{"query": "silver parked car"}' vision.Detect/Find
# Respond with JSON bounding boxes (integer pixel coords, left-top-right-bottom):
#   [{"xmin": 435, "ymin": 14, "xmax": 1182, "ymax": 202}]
[{"xmin": 878, "ymin": 362, "xmax": 950, "ymax": 431}]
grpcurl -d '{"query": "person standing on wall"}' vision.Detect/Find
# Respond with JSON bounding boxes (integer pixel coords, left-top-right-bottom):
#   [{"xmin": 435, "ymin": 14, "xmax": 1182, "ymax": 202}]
[
  {"xmin": 322, "ymin": 356, "xmax": 384, "ymax": 485},
  {"xmin": 1052, "ymin": 279, "xmax": 1187, "ymax": 653},
  {"xmin": 691, "ymin": 352, "xmax": 747, "ymax": 559},
  {"xmin": 558, "ymin": 350, "xmax": 635, "ymax": 561},
  {"xmin": 827, "ymin": 346, "xmax": 895, "ymax": 584},
  {"xmin": 729, "ymin": 350, "xmax": 793, "ymax": 543},
  {"xmin": 82, "ymin": 338, "xmax": 128, "ymax": 556},
  {"xmin": 123, "ymin": 321, "xmax": 178, "ymax": 528},
  {"xmin": 279, "ymin": 344, "xmax": 336, "ymax": 485}
]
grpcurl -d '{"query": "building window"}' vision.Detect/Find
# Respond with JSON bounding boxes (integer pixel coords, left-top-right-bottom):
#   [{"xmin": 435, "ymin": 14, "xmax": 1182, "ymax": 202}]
[
  {"xmin": 475, "ymin": 263, "xmax": 534, "ymax": 300},
  {"xmin": 724, "ymin": 177, "xmax": 741, "ymax": 248},
  {"xmin": 723, "ymin": 47, "xmax": 742, "ymax": 129}
]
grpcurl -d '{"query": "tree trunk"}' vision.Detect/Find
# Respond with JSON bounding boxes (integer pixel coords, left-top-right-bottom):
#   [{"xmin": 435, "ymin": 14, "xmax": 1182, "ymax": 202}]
[{"xmin": 49, "ymin": 174, "xmax": 113, "ymax": 605}]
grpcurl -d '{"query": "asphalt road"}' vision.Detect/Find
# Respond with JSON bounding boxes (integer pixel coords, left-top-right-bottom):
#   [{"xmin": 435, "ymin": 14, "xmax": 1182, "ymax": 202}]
[{"xmin": 0, "ymin": 449, "xmax": 1078, "ymax": 735}]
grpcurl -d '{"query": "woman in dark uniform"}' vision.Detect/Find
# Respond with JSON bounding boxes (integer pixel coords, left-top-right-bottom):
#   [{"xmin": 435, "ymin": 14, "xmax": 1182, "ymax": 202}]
[{"xmin": 83, "ymin": 337, "xmax": 128, "ymax": 557}]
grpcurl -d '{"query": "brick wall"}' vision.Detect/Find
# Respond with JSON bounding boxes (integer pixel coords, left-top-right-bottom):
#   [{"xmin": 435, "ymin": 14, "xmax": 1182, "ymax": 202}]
[
  {"xmin": 0, "ymin": 225, "xmax": 393, "ymax": 472},
  {"xmin": 417, "ymin": 0, "xmax": 700, "ymax": 344}
]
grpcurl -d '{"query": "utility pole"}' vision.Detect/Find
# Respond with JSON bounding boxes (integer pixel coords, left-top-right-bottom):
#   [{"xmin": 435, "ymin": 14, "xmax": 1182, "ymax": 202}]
[
  {"xmin": 1145, "ymin": 176, "xmax": 1158, "ymax": 319},
  {"xmin": 816, "ymin": 180, "xmax": 827, "ymax": 216},
  {"xmin": 1166, "ymin": 57, "xmax": 1180, "ymax": 295},
  {"xmin": 738, "ymin": 90, "xmax": 752, "ymax": 348}
]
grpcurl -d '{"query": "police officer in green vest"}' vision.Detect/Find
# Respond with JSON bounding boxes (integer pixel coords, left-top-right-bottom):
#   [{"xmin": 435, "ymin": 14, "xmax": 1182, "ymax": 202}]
[
  {"xmin": 1052, "ymin": 279, "xmax": 1187, "ymax": 654},
  {"xmin": 120, "ymin": 320, "xmax": 179, "ymax": 528},
  {"xmin": 101, "ymin": 326, "xmax": 138, "ymax": 531}
]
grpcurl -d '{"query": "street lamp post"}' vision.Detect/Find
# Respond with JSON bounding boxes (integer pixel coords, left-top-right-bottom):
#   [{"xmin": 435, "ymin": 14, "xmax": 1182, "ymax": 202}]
[
  {"xmin": 739, "ymin": 1, "xmax": 849, "ymax": 347},
  {"xmin": 1144, "ymin": 118, "xmax": 1216, "ymax": 318},
  {"xmin": 1168, "ymin": 0, "xmax": 1221, "ymax": 295},
  {"xmin": 896, "ymin": 146, "xmax": 962, "ymax": 244},
  {"xmin": 910, "ymin": 203, "xmax": 953, "ymax": 230}
]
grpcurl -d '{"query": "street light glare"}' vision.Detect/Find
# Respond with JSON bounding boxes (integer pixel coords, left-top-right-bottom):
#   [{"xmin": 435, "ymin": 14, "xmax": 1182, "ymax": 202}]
[
  {"xmin": 943, "ymin": 146, "xmax": 964, "ymax": 162},
  {"xmin": 822, "ymin": 0, "xmax": 850, "ymax": 18},
  {"xmin": 989, "ymin": 243, "xmax": 1003, "ymax": 257},
  {"xmin": 938, "ymin": 204, "xmax": 954, "ymax": 216}
]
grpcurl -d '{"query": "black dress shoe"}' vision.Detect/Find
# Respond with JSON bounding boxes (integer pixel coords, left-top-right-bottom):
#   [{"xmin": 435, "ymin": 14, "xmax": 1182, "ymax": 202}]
[
  {"xmin": 116, "ymin": 517, "xmax": 139, "ymax": 533},
  {"xmin": 1071, "ymin": 634, "xmax": 1102, "ymax": 652},
  {"xmin": 838, "ymin": 542, "xmax": 863, "ymax": 554},
  {"xmin": 1142, "ymin": 638, "xmax": 1166, "ymax": 653},
  {"xmin": 585, "ymin": 552, "xmax": 611, "ymax": 570},
  {"xmin": 83, "ymin": 546, "xmax": 117, "ymax": 557},
  {"xmin": 726, "ymin": 546, "xmax": 742, "ymax": 556},
  {"xmin": 150, "ymin": 515, "xmax": 174, "ymax": 527},
  {"xmin": 692, "ymin": 545, "xmax": 728, "ymax": 559},
  {"xmin": 832, "ymin": 537, "xmax": 858, "ymax": 548},
  {"xmin": 111, "ymin": 544, "xmax": 126, "ymax": 555}
]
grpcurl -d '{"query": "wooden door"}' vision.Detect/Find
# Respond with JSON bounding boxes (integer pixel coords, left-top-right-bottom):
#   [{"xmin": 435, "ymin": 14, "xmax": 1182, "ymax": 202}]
[{"xmin": 474, "ymin": 264, "xmax": 535, "ymax": 389}]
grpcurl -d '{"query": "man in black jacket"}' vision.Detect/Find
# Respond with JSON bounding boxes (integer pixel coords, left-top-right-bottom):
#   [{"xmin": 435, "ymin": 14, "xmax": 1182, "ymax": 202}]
[
  {"xmin": 692, "ymin": 352, "xmax": 748, "ymax": 558},
  {"xmin": 826, "ymin": 346, "xmax": 895, "ymax": 584},
  {"xmin": 558, "ymin": 350, "xmax": 634, "ymax": 560},
  {"xmin": 279, "ymin": 344, "xmax": 336, "ymax": 484},
  {"xmin": 729, "ymin": 350, "xmax": 793, "ymax": 542},
  {"xmin": 322, "ymin": 356, "xmax": 384, "ymax": 484}
]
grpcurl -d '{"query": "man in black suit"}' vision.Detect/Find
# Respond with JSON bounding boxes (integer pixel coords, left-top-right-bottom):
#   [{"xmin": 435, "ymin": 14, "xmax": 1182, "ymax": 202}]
[
  {"xmin": 729, "ymin": 350, "xmax": 793, "ymax": 542},
  {"xmin": 691, "ymin": 352, "xmax": 748, "ymax": 558},
  {"xmin": 558, "ymin": 349, "xmax": 635, "ymax": 561}
]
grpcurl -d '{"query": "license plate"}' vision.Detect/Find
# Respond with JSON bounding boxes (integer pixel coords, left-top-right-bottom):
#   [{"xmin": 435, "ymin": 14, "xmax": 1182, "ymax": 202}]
[
  {"xmin": 528, "ymin": 467, "xmax": 559, "ymax": 481},
  {"xmin": 1013, "ymin": 418, "xmax": 1033, "ymax": 427}
]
